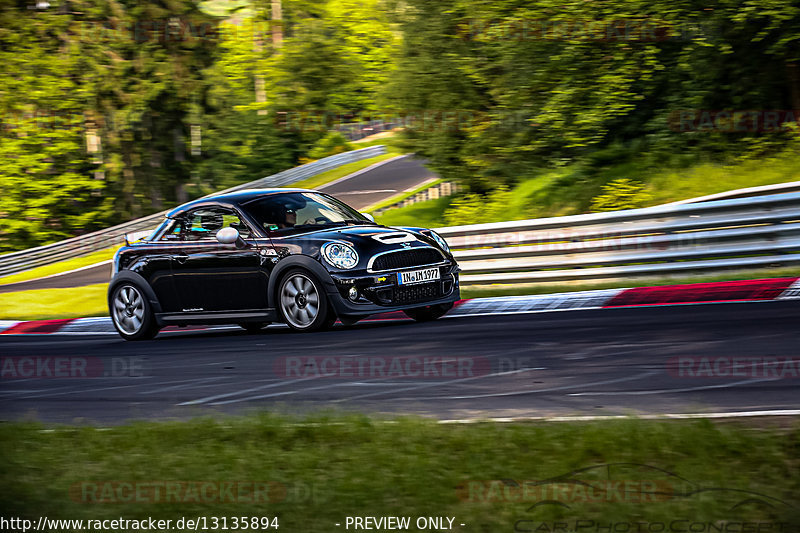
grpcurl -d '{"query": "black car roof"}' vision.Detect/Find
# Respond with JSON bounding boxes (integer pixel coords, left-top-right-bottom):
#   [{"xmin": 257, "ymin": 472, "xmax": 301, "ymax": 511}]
[{"xmin": 165, "ymin": 188, "xmax": 315, "ymax": 218}]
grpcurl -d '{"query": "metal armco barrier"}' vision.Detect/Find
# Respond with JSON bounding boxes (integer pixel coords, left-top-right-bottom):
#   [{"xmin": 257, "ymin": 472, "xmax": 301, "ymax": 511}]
[
  {"xmin": 0, "ymin": 145, "xmax": 386, "ymax": 277},
  {"xmin": 436, "ymin": 191, "xmax": 800, "ymax": 286}
]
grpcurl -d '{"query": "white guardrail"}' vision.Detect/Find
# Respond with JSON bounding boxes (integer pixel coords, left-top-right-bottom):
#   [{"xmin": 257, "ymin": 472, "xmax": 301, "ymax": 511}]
[
  {"xmin": 437, "ymin": 191, "xmax": 800, "ymax": 285},
  {"xmin": 0, "ymin": 145, "xmax": 387, "ymax": 277}
]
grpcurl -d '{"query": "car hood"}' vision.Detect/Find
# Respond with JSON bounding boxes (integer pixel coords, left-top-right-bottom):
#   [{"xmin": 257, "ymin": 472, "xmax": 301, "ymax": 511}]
[
  {"xmin": 296, "ymin": 224, "xmax": 431, "ymax": 246},
  {"xmin": 272, "ymin": 224, "xmax": 448, "ymax": 267}
]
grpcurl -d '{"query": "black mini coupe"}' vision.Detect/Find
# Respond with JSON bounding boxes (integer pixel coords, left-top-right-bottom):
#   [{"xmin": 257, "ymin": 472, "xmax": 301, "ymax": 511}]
[{"xmin": 108, "ymin": 189, "xmax": 460, "ymax": 340}]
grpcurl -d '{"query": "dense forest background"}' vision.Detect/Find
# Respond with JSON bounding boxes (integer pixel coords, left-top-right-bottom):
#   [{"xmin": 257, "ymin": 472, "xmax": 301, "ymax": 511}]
[{"xmin": 1, "ymin": 0, "xmax": 799, "ymax": 250}]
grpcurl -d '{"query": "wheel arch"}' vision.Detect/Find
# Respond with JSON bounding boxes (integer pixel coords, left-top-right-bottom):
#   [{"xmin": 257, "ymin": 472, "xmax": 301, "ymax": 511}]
[
  {"xmin": 267, "ymin": 255, "xmax": 338, "ymax": 309},
  {"xmin": 108, "ymin": 270, "xmax": 164, "ymax": 316}
]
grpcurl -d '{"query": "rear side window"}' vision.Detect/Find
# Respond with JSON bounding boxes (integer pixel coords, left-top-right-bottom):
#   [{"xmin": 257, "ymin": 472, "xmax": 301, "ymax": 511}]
[{"xmin": 159, "ymin": 208, "xmax": 251, "ymax": 241}]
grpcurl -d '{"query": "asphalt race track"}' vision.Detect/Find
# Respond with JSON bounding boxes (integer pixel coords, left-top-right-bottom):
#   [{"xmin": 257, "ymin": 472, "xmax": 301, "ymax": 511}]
[
  {"xmin": 1, "ymin": 301, "xmax": 798, "ymax": 425},
  {"xmin": 0, "ymin": 262, "xmax": 114, "ymax": 294},
  {"xmin": 319, "ymin": 155, "xmax": 436, "ymax": 210},
  {"xmin": 0, "ymin": 155, "xmax": 436, "ymax": 294}
]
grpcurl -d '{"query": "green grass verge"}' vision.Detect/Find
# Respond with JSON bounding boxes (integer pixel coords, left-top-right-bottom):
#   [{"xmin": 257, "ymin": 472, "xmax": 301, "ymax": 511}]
[
  {"xmin": 0, "ymin": 283, "xmax": 108, "ymax": 320},
  {"xmin": 292, "ymin": 149, "xmax": 404, "ymax": 191},
  {"xmin": 364, "ymin": 178, "xmax": 444, "ymax": 213},
  {"xmin": 1, "ymin": 415, "xmax": 798, "ymax": 530},
  {"xmin": 351, "ymin": 130, "xmax": 398, "ymax": 145},
  {"xmin": 646, "ymin": 155, "xmax": 800, "ymax": 205},
  {"xmin": 376, "ymin": 196, "xmax": 452, "ymax": 227},
  {"xmin": 0, "ymin": 247, "xmax": 119, "ymax": 287}
]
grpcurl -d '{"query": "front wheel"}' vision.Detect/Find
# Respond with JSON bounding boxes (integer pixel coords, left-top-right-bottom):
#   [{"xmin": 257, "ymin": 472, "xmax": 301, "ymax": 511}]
[
  {"xmin": 110, "ymin": 283, "xmax": 159, "ymax": 341},
  {"xmin": 403, "ymin": 302, "xmax": 454, "ymax": 322},
  {"xmin": 278, "ymin": 269, "xmax": 336, "ymax": 332}
]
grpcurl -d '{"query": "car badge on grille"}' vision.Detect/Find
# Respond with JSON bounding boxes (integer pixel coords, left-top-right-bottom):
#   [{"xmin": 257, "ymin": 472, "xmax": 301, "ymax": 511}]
[{"xmin": 402, "ymin": 242, "xmax": 411, "ymax": 248}]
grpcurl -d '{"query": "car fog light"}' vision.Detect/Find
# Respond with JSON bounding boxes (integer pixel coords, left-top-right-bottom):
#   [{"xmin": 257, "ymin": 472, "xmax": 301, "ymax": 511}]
[{"xmin": 348, "ymin": 286, "xmax": 359, "ymax": 301}]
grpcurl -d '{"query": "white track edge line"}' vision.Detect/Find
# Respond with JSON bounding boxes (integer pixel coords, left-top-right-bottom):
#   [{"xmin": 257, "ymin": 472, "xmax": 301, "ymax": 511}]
[
  {"xmin": 0, "ymin": 259, "xmax": 112, "ymax": 288},
  {"xmin": 438, "ymin": 409, "xmax": 800, "ymax": 424},
  {"xmin": 26, "ymin": 409, "xmax": 800, "ymax": 432}
]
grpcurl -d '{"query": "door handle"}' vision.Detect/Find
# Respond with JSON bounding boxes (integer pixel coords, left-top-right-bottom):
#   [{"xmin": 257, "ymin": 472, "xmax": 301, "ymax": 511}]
[{"xmin": 172, "ymin": 253, "xmax": 189, "ymax": 264}]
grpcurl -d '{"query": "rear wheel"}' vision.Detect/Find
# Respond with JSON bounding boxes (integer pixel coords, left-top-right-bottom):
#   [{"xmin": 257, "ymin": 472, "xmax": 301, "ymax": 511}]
[
  {"xmin": 403, "ymin": 302, "xmax": 453, "ymax": 322},
  {"xmin": 110, "ymin": 283, "xmax": 159, "ymax": 341},
  {"xmin": 278, "ymin": 270, "xmax": 336, "ymax": 332}
]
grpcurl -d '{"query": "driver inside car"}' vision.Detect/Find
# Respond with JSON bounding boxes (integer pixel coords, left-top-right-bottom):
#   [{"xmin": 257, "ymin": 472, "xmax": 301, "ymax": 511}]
[{"xmin": 280, "ymin": 208, "xmax": 297, "ymax": 228}]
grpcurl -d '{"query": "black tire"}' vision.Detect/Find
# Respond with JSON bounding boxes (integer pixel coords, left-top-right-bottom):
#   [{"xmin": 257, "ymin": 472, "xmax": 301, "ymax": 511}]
[
  {"xmin": 277, "ymin": 269, "xmax": 336, "ymax": 332},
  {"xmin": 109, "ymin": 282, "xmax": 159, "ymax": 341},
  {"xmin": 403, "ymin": 302, "xmax": 454, "ymax": 322},
  {"xmin": 239, "ymin": 322, "xmax": 269, "ymax": 333}
]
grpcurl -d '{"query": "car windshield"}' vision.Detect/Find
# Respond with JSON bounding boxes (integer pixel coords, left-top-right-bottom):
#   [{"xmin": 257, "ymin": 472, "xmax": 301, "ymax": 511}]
[{"xmin": 242, "ymin": 192, "xmax": 373, "ymax": 233}]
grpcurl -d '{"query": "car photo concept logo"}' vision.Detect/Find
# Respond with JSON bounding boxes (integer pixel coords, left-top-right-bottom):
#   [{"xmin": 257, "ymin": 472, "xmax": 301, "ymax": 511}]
[{"xmin": 500, "ymin": 464, "xmax": 795, "ymax": 533}]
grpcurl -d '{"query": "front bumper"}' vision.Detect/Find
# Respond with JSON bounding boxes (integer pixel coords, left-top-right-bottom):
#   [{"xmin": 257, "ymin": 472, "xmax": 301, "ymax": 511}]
[{"xmin": 327, "ymin": 263, "xmax": 460, "ymax": 316}]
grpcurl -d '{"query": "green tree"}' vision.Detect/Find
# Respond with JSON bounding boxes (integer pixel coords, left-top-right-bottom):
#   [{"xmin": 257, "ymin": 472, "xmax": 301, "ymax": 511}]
[
  {"xmin": 385, "ymin": 0, "xmax": 800, "ymax": 198},
  {"xmin": 0, "ymin": 1, "xmax": 104, "ymax": 250}
]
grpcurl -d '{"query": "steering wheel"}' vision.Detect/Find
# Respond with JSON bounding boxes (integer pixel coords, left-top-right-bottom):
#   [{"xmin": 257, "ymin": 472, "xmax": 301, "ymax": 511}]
[{"xmin": 302, "ymin": 216, "xmax": 329, "ymax": 225}]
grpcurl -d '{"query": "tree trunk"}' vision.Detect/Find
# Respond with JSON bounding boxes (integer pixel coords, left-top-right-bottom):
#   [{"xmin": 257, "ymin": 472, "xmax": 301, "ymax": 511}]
[{"xmin": 272, "ymin": 0, "xmax": 283, "ymax": 48}]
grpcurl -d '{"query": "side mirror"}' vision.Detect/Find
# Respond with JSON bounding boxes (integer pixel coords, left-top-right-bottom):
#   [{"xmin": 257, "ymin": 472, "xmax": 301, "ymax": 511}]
[
  {"xmin": 361, "ymin": 212, "xmax": 375, "ymax": 223},
  {"xmin": 216, "ymin": 227, "xmax": 239, "ymax": 244},
  {"xmin": 216, "ymin": 227, "xmax": 248, "ymax": 249}
]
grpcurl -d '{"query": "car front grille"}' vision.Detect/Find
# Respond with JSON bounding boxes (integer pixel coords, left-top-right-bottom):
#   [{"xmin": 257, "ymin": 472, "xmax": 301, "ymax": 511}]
[
  {"xmin": 370, "ymin": 248, "xmax": 444, "ymax": 271},
  {"xmin": 392, "ymin": 282, "xmax": 444, "ymax": 304}
]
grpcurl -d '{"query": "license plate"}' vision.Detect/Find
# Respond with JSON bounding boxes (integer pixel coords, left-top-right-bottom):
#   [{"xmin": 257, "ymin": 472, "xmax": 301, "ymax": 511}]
[{"xmin": 397, "ymin": 268, "xmax": 440, "ymax": 285}]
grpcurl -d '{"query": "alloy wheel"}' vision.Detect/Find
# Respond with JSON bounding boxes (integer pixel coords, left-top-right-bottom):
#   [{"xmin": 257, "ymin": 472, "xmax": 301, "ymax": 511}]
[
  {"xmin": 112, "ymin": 285, "xmax": 145, "ymax": 335},
  {"xmin": 280, "ymin": 273, "xmax": 321, "ymax": 329}
]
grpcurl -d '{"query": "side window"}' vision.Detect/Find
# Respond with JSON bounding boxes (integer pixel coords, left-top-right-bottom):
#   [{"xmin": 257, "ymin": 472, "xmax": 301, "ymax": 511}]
[{"xmin": 158, "ymin": 208, "xmax": 251, "ymax": 242}]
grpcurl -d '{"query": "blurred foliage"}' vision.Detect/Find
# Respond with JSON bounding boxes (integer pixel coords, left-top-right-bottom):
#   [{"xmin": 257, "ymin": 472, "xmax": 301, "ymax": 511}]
[
  {"xmin": 306, "ymin": 131, "xmax": 354, "ymax": 160},
  {"xmin": 378, "ymin": 143, "xmax": 800, "ymax": 227},
  {"xmin": 2, "ymin": 0, "xmax": 800, "ymax": 250},
  {"xmin": 590, "ymin": 178, "xmax": 652, "ymax": 212},
  {"xmin": 443, "ymin": 186, "xmax": 512, "ymax": 226},
  {"xmin": 0, "ymin": 0, "xmax": 397, "ymax": 251},
  {"xmin": 385, "ymin": 0, "xmax": 800, "ymax": 193}
]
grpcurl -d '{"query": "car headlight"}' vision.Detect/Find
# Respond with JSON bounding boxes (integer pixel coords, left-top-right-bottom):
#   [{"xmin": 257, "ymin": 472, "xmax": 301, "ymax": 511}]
[
  {"xmin": 321, "ymin": 242, "xmax": 359, "ymax": 269},
  {"xmin": 428, "ymin": 230, "xmax": 451, "ymax": 253}
]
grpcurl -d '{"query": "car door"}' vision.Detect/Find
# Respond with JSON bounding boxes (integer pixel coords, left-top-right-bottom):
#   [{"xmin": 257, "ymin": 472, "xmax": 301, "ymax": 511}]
[
  {"xmin": 124, "ymin": 237, "xmax": 183, "ymax": 314},
  {"xmin": 169, "ymin": 207, "xmax": 269, "ymax": 313}
]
